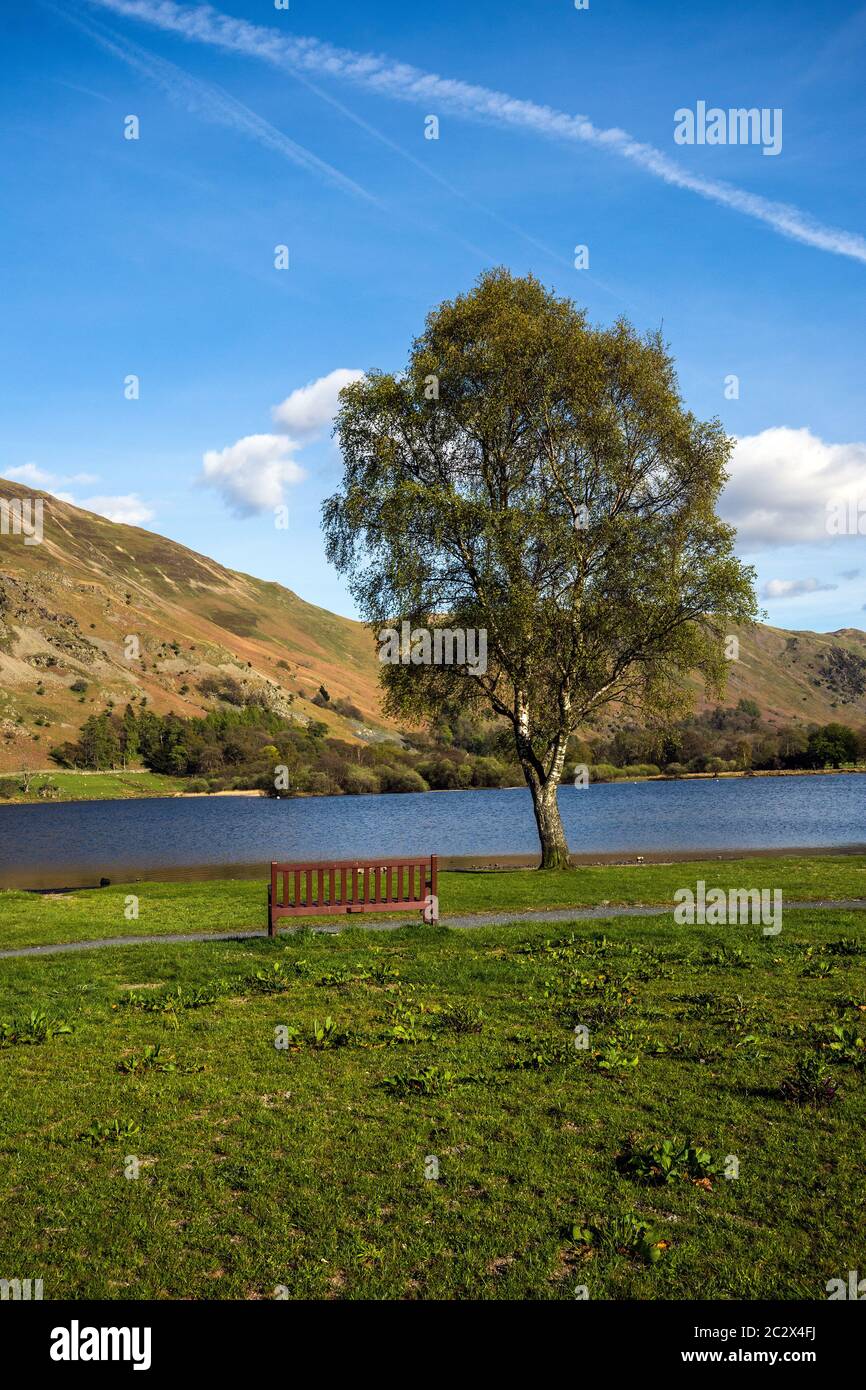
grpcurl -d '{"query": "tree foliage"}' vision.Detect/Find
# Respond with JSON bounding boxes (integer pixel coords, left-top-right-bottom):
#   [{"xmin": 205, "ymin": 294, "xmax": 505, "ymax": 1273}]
[{"xmin": 323, "ymin": 269, "xmax": 758, "ymax": 865}]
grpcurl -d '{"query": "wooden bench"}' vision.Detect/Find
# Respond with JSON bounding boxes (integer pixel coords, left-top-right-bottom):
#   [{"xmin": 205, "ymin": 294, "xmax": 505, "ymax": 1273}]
[{"xmin": 268, "ymin": 855, "xmax": 438, "ymax": 935}]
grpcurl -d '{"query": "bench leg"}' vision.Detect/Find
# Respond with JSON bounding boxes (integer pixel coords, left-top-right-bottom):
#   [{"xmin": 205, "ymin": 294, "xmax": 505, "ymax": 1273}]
[{"xmin": 268, "ymin": 884, "xmax": 275, "ymax": 938}]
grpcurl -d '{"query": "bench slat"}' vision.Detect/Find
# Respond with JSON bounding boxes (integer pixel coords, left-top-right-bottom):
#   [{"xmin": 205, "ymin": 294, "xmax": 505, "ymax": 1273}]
[{"xmin": 268, "ymin": 854, "xmax": 437, "ymax": 933}]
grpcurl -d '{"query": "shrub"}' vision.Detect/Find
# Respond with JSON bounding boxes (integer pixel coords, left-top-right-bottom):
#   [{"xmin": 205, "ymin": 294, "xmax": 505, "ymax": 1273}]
[
  {"xmin": 331, "ymin": 696, "xmax": 364, "ymax": 721},
  {"xmin": 470, "ymin": 755, "xmax": 511, "ymax": 787},
  {"xmin": 197, "ymin": 675, "xmax": 246, "ymax": 706},
  {"xmin": 304, "ymin": 770, "xmax": 341, "ymax": 795},
  {"xmin": 589, "ymin": 763, "xmax": 618, "ymax": 782},
  {"xmin": 342, "ymin": 765, "xmax": 381, "ymax": 795},
  {"xmin": 417, "ymin": 757, "xmax": 464, "ymax": 789},
  {"xmin": 50, "ymin": 742, "xmax": 80, "ymax": 768},
  {"xmin": 377, "ymin": 765, "xmax": 429, "ymax": 794}
]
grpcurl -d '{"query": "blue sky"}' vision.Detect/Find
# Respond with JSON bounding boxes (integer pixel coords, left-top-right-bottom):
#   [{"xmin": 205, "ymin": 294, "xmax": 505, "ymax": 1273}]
[{"xmin": 1, "ymin": 0, "xmax": 865, "ymax": 628}]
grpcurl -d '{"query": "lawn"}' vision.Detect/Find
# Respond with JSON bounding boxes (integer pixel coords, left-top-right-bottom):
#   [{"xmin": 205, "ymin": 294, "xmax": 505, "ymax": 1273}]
[
  {"xmin": 0, "ymin": 897, "xmax": 865, "ymax": 1299},
  {"xmin": 0, "ymin": 770, "xmax": 186, "ymax": 802},
  {"xmin": 0, "ymin": 854, "xmax": 863, "ymax": 951}
]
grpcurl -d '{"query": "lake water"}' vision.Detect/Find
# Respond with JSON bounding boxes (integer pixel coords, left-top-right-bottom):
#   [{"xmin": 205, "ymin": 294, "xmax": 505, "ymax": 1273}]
[{"xmin": 0, "ymin": 774, "xmax": 864, "ymax": 889}]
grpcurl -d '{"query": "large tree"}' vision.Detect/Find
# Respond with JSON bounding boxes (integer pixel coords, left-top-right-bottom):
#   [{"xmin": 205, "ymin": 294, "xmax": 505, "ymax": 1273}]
[{"xmin": 323, "ymin": 269, "xmax": 757, "ymax": 867}]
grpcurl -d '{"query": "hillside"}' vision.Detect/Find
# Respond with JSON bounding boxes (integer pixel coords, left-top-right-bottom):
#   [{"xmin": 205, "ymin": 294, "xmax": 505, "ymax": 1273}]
[
  {"xmin": 0, "ymin": 479, "xmax": 393, "ymax": 772},
  {"xmin": 691, "ymin": 621, "xmax": 866, "ymax": 728},
  {"xmin": 1, "ymin": 477, "xmax": 865, "ymax": 773}
]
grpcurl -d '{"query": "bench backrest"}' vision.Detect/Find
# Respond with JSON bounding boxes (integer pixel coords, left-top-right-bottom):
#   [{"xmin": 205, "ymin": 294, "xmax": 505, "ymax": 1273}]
[{"xmin": 270, "ymin": 855, "xmax": 437, "ymax": 918}]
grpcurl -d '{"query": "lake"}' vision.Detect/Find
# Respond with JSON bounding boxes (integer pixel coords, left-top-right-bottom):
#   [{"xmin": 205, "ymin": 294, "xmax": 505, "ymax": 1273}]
[{"xmin": 0, "ymin": 773, "xmax": 864, "ymax": 889}]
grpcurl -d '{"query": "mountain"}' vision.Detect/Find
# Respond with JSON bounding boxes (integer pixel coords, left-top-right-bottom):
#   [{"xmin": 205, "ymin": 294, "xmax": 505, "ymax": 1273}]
[
  {"xmin": 1, "ymin": 477, "xmax": 865, "ymax": 771},
  {"xmin": 0, "ymin": 479, "xmax": 393, "ymax": 771},
  {"xmin": 696, "ymin": 621, "xmax": 866, "ymax": 728}
]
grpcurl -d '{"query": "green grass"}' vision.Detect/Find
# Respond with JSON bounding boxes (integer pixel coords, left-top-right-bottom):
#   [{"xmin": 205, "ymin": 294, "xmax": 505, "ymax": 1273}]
[
  {"xmin": 1, "ymin": 855, "xmax": 863, "ymax": 951},
  {"xmin": 1, "ymin": 906, "xmax": 865, "ymax": 1299},
  {"xmin": 0, "ymin": 770, "xmax": 186, "ymax": 802}
]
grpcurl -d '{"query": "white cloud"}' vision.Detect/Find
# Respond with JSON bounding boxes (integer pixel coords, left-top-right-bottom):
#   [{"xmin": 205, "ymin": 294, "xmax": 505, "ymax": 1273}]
[
  {"xmin": 761, "ymin": 577, "xmax": 838, "ymax": 599},
  {"xmin": 201, "ymin": 368, "xmax": 363, "ymax": 515},
  {"xmin": 272, "ymin": 368, "xmax": 364, "ymax": 437},
  {"xmin": 2, "ymin": 466, "xmax": 151, "ymax": 523},
  {"xmin": 89, "ymin": 0, "xmax": 866, "ymax": 264},
  {"xmin": 6, "ymin": 462, "xmax": 54, "ymax": 485},
  {"xmin": 6, "ymin": 463, "xmax": 99, "ymax": 489},
  {"xmin": 75, "ymin": 494, "xmax": 156, "ymax": 525},
  {"xmin": 721, "ymin": 428, "xmax": 866, "ymax": 548},
  {"xmin": 201, "ymin": 433, "xmax": 305, "ymax": 515}
]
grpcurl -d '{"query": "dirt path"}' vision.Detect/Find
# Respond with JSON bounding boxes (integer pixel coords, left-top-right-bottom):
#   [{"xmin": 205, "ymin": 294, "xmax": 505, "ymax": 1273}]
[{"xmin": 2, "ymin": 898, "xmax": 865, "ymax": 959}]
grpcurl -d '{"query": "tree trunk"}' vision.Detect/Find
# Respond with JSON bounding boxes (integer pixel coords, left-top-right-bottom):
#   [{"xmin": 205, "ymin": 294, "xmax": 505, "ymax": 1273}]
[{"xmin": 525, "ymin": 771, "xmax": 571, "ymax": 869}]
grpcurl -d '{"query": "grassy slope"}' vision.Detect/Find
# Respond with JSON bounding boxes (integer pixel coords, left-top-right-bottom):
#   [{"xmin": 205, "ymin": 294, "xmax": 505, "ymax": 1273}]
[
  {"xmin": 707, "ymin": 619, "xmax": 866, "ymax": 725},
  {"xmin": 1, "ymin": 857, "xmax": 863, "ymax": 951},
  {"xmin": 0, "ymin": 771, "xmax": 187, "ymax": 802},
  {"xmin": 0, "ymin": 907, "xmax": 864, "ymax": 1299},
  {"xmin": 0, "ymin": 478, "xmax": 391, "ymax": 772}
]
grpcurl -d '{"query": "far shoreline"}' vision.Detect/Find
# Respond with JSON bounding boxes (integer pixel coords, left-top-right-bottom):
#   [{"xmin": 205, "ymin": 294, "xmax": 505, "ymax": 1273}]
[{"xmin": 0, "ymin": 763, "xmax": 864, "ymax": 808}]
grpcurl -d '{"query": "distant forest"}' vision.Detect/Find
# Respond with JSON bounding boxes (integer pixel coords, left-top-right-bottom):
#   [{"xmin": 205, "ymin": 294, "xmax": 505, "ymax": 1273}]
[{"xmin": 41, "ymin": 694, "xmax": 866, "ymax": 797}]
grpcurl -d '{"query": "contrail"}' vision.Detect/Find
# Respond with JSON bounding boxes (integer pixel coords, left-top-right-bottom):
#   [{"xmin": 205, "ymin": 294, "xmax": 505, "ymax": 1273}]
[
  {"xmin": 65, "ymin": 8, "xmax": 378, "ymax": 204},
  {"xmin": 53, "ymin": 6, "xmax": 508, "ymax": 263},
  {"xmin": 84, "ymin": 0, "xmax": 866, "ymax": 265}
]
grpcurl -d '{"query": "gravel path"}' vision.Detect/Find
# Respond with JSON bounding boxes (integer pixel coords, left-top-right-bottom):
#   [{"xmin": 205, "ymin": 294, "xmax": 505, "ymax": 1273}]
[{"xmin": 2, "ymin": 898, "xmax": 865, "ymax": 959}]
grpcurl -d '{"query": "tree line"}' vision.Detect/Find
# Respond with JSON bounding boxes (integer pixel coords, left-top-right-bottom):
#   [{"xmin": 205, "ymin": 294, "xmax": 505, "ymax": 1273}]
[
  {"xmin": 47, "ymin": 702, "xmax": 523, "ymax": 795},
  {"xmin": 576, "ymin": 700, "xmax": 864, "ymax": 778},
  {"xmin": 41, "ymin": 697, "xmax": 864, "ymax": 800}
]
